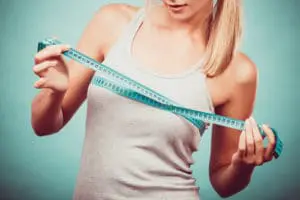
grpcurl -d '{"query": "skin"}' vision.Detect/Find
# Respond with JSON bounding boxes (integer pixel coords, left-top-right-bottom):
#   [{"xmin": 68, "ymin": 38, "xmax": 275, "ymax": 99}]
[{"xmin": 31, "ymin": 0, "xmax": 276, "ymax": 198}]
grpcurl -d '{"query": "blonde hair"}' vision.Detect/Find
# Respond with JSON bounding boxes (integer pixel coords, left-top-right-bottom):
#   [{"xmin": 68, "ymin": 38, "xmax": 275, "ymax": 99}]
[{"xmin": 203, "ymin": 0, "xmax": 243, "ymax": 77}]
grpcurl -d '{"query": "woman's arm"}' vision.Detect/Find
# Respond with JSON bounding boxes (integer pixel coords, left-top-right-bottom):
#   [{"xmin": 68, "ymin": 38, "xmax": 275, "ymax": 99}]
[
  {"xmin": 208, "ymin": 53, "xmax": 276, "ymax": 197},
  {"xmin": 31, "ymin": 3, "xmax": 138, "ymax": 136}
]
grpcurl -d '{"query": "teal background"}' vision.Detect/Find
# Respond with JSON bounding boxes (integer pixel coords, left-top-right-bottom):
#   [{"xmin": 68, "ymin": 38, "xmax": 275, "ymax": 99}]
[{"xmin": 0, "ymin": 0, "xmax": 299, "ymax": 199}]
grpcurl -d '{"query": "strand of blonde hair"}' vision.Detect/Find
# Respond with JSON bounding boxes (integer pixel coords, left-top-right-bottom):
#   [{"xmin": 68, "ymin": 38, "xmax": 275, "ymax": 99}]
[{"xmin": 203, "ymin": 0, "xmax": 243, "ymax": 77}]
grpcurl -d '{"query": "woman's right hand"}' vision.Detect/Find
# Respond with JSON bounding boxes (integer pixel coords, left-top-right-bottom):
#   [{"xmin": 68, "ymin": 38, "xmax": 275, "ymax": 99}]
[{"xmin": 33, "ymin": 44, "xmax": 71, "ymax": 93}]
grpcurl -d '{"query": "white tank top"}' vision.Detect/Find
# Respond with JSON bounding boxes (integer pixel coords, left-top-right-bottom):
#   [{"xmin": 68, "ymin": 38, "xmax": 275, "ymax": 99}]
[{"xmin": 73, "ymin": 8, "xmax": 214, "ymax": 200}]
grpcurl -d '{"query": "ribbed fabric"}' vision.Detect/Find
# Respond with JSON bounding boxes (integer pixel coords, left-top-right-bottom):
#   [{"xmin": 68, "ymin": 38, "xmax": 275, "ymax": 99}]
[{"xmin": 73, "ymin": 8, "xmax": 214, "ymax": 200}]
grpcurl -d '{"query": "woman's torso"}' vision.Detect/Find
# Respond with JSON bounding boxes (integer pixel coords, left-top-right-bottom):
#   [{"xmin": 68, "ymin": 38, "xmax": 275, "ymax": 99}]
[{"xmin": 73, "ymin": 7, "xmax": 214, "ymax": 200}]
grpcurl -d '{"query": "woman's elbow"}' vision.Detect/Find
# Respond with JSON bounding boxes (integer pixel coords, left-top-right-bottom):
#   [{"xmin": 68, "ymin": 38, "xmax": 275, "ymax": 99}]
[
  {"xmin": 31, "ymin": 119, "xmax": 61, "ymax": 137},
  {"xmin": 210, "ymin": 182, "xmax": 235, "ymax": 198},
  {"xmin": 210, "ymin": 177, "xmax": 250, "ymax": 198},
  {"xmin": 215, "ymin": 189, "xmax": 235, "ymax": 198}
]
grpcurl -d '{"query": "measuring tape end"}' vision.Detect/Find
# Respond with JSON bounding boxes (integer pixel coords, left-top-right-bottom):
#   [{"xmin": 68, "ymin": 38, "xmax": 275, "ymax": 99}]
[
  {"xmin": 37, "ymin": 37, "xmax": 64, "ymax": 52},
  {"xmin": 37, "ymin": 42, "xmax": 46, "ymax": 52}
]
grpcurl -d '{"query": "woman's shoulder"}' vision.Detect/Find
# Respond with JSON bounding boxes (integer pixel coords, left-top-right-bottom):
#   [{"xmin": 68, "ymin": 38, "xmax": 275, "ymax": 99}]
[
  {"xmin": 215, "ymin": 52, "xmax": 257, "ymax": 90},
  {"xmin": 228, "ymin": 52, "xmax": 257, "ymax": 86},
  {"xmin": 210, "ymin": 52, "xmax": 258, "ymax": 107},
  {"xmin": 225, "ymin": 52, "xmax": 258, "ymax": 103},
  {"xmin": 89, "ymin": 3, "xmax": 141, "ymax": 54},
  {"xmin": 94, "ymin": 3, "xmax": 140, "ymax": 33},
  {"xmin": 96, "ymin": 3, "xmax": 140, "ymax": 21}
]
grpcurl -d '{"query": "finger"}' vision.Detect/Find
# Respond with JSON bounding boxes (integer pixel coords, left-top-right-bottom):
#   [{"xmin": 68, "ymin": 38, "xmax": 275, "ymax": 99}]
[
  {"xmin": 34, "ymin": 77, "xmax": 47, "ymax": 89},
  {"xmin": 34, "ymin": 77, "xmax": 56, "ymax": 90},
  {"xmin": 245, "ymin": 118, "xmax": 255, "ymax": 157},
  {"xmin": 262, "ymin": 124, "xmax": 276, "ymax": 162},
  {"xmin": 250, "ymin": 117, "xmax": 264, "ymax": 166},
  {"xmin": 238, "ymin": 130, "xmax": 246, "ymax": 158},
  {"xmin": 35, "ymin": 44, "xmax": 70, "ymax": 64},
  {"xmin": 33, "ymin": 60, "xmax": 59, "ymax": 75}
]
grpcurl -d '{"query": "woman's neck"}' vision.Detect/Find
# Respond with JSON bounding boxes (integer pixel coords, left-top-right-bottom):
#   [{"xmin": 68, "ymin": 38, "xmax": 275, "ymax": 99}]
[{"xmin": 145, "ymin": 4, "xmax": 213, "ymax": 42}]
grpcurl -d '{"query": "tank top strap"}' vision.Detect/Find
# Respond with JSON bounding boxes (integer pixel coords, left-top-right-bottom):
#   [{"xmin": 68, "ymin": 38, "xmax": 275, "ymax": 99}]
[
  {"xmin": 124, "ymin": 8, "xmax": 146, "ymax": 45},
  {"xmin": 103, "ymin": 8, "xmax": 145, "ymax": 60}
]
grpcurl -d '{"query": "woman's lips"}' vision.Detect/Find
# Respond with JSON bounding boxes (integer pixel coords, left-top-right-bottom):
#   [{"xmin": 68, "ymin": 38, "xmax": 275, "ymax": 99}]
[{"xmin": 168, "ymin": 4, "xmax": 187, "ymax": 11}]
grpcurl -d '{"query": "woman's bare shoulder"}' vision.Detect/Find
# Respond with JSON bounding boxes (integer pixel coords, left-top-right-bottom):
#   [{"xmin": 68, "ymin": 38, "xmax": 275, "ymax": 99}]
[
  {"xmin": 223, "ymin": 52, "xmax": 258, "ymax": 106},
  {"xmin": 96, "ymin": 3, "xmax": 140, "ymax": 25},
  {"xmin": 230, "ymin": 52, "xmax": 257, "ymax": 86},
  {"xmin": 91, "ymin": 3, "xmax": 140, "ymax": 52},
  {"xmin": 209, "ymin": 52, "xmax": 258, "ymax": 108},
  {"xmin": 218, "ymin": 52, "xmax": 257, "ymax": 89}
]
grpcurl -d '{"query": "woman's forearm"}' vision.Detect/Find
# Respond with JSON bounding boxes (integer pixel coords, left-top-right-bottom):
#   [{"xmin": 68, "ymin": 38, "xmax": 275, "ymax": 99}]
[
  {"xmin": 210, "ymin": 162, "xmax": 255, "ymax": 198},
  {"xmin": 31, "ymin": 89, "xmax": 65, "ymax": 136}
]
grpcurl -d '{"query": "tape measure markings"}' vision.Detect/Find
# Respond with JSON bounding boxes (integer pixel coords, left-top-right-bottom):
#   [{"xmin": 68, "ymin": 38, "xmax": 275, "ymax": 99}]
[{"xmin": 37, "ymin": 38, "xmax": 283, "ymax": 158}]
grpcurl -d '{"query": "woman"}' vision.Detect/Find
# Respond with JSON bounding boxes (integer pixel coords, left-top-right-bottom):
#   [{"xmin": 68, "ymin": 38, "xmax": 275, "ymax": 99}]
[{"xmin": 31, "ymin": 0, "xmax": 276, "ymax": 199}]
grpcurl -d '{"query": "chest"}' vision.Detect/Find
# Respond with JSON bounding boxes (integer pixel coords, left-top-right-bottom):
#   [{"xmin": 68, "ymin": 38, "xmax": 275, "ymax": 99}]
[{"xmin": 131, "ymin": 24, "xmax": 206, "ymax": 76}]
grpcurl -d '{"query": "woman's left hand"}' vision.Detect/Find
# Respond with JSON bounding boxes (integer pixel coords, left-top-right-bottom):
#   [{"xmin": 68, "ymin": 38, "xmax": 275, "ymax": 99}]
[{"xmin": 231, "ymin": 117, "xmax": 276, "ymax": 167}]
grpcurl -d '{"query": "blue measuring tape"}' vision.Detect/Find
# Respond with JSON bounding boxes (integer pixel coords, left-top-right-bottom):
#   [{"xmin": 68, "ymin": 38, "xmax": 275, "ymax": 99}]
[{"xmin": 37, "ymin": 38, "xmax": 283, "ymax": 159}]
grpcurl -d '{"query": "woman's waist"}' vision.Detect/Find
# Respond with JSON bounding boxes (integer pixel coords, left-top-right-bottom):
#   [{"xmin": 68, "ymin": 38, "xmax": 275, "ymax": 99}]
[{"xmin": 75, "ymin": 170, "xmax": 200, "ymax": 200}]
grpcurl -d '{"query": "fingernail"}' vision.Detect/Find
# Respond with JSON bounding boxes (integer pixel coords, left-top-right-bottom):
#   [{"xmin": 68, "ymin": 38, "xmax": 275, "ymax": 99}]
[
  {"xmin": 262, "ymin": 124, "xmax": 268, "ymax": 129},
  {"xmin": 245, "ymin": 119, "xmax": 250, "ymax": 127},
  {"xmin": 251, "ymin": 117, "xmax": 257, "ymax": 125},
  {"xmin": 63, "ymin": 44, "xmax": 71, "ymax": 50}
]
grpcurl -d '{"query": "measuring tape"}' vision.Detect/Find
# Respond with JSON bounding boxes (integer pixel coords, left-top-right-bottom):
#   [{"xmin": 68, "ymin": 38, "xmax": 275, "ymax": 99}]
[{"xmin": 37, "ymin": 38, "xmax": 283, "ymax": 159}]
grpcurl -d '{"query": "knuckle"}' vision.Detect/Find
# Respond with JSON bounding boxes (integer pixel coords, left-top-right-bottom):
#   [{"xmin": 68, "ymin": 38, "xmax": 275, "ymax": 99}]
[
  {"xmin": 257, "ymin": 146, "xmax": 264, "ymax": 153},
  {"xmin": 269, "ymin": 140, "xmax": 276, "ymax": 147},
  {"xmin": 46, "ymin": 45, "xmax": 55, "ymax": 50},
  {"xmin": 245, "ymin": 158, "xmax": 255, "ymax": 165},
  {"xmin": 256, "ymin": 161, "xmax": 263, "ymax": 166},
  {"xmin": 33, "ymin": 65, "xmax": 39, "ymax": 74},
  {"xmin": 268, "ymin": 131, "xmax": 275, "ymax": 138},
  {"xmin": 54, "ymin": 46, "xmax": 63, "ymax": 55},
  {"xmin": 247, "ymin": 141, "xmax": 254, "ymax": 147},
  {"xmin": 42, "ymin": 61, "xmax": 51, "ymax": 68},
  {"xmin": 245, "ymin": 159, "xmax": 252, "ymax": 165},
  {"xmin": 238, "ymin": 150, "xmax": 245, "ymax": 156},
  {"xmin": 43, "ymin": 60, "xmax": 58, "ymax": 68},
  {"xmin": 50, "ymin": 59, "xmax": 59, "ymax": 66},
  {"xmin": 244, "ymin": 159, "xmax": 251, "ymax": 165},
  {"xmin": 270, "ymin": 137, "xmax": 276, "ymax": 143},
  {"xmin": 256, "ymin": 158, "xmax": 264, "ymax": 166},
  {"xmin": 239, "ymin": 147, "xmax": 246, "ymax": 152},
  {"xmin": 46, "ymin": 46, "xmax": 59, "ymax": 56},
  {"xmin": 43, "ymin": 46, "xmax": 52, "ymax": 53},
  {"xmin": 247, "ymin": 146, "xmax": 254, "ymax": 152},
  {"xmin": 255, "ymin": 139, "xmax": 263, "ymax": 146},
  {"xmin": 265, "ymin": 157, "xmax": 272, "ymax": 162},
  {"xmin": 255, "ymin": 136, "xmax": 263, "ymax": 143},
  {"xmin": 34, "ymin": 54, "xmax": 40, "ymax": 63},
  {"xmin": 264, "ymin": 155, "xmax": 273, "ymax": 162},
  {"xmin": 242, "ymin": 158, "xmax": 249, "ymax": 164},
  {"xmin": 247, "ymin": 137, "xmax": 254, "ymax": 144}
]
